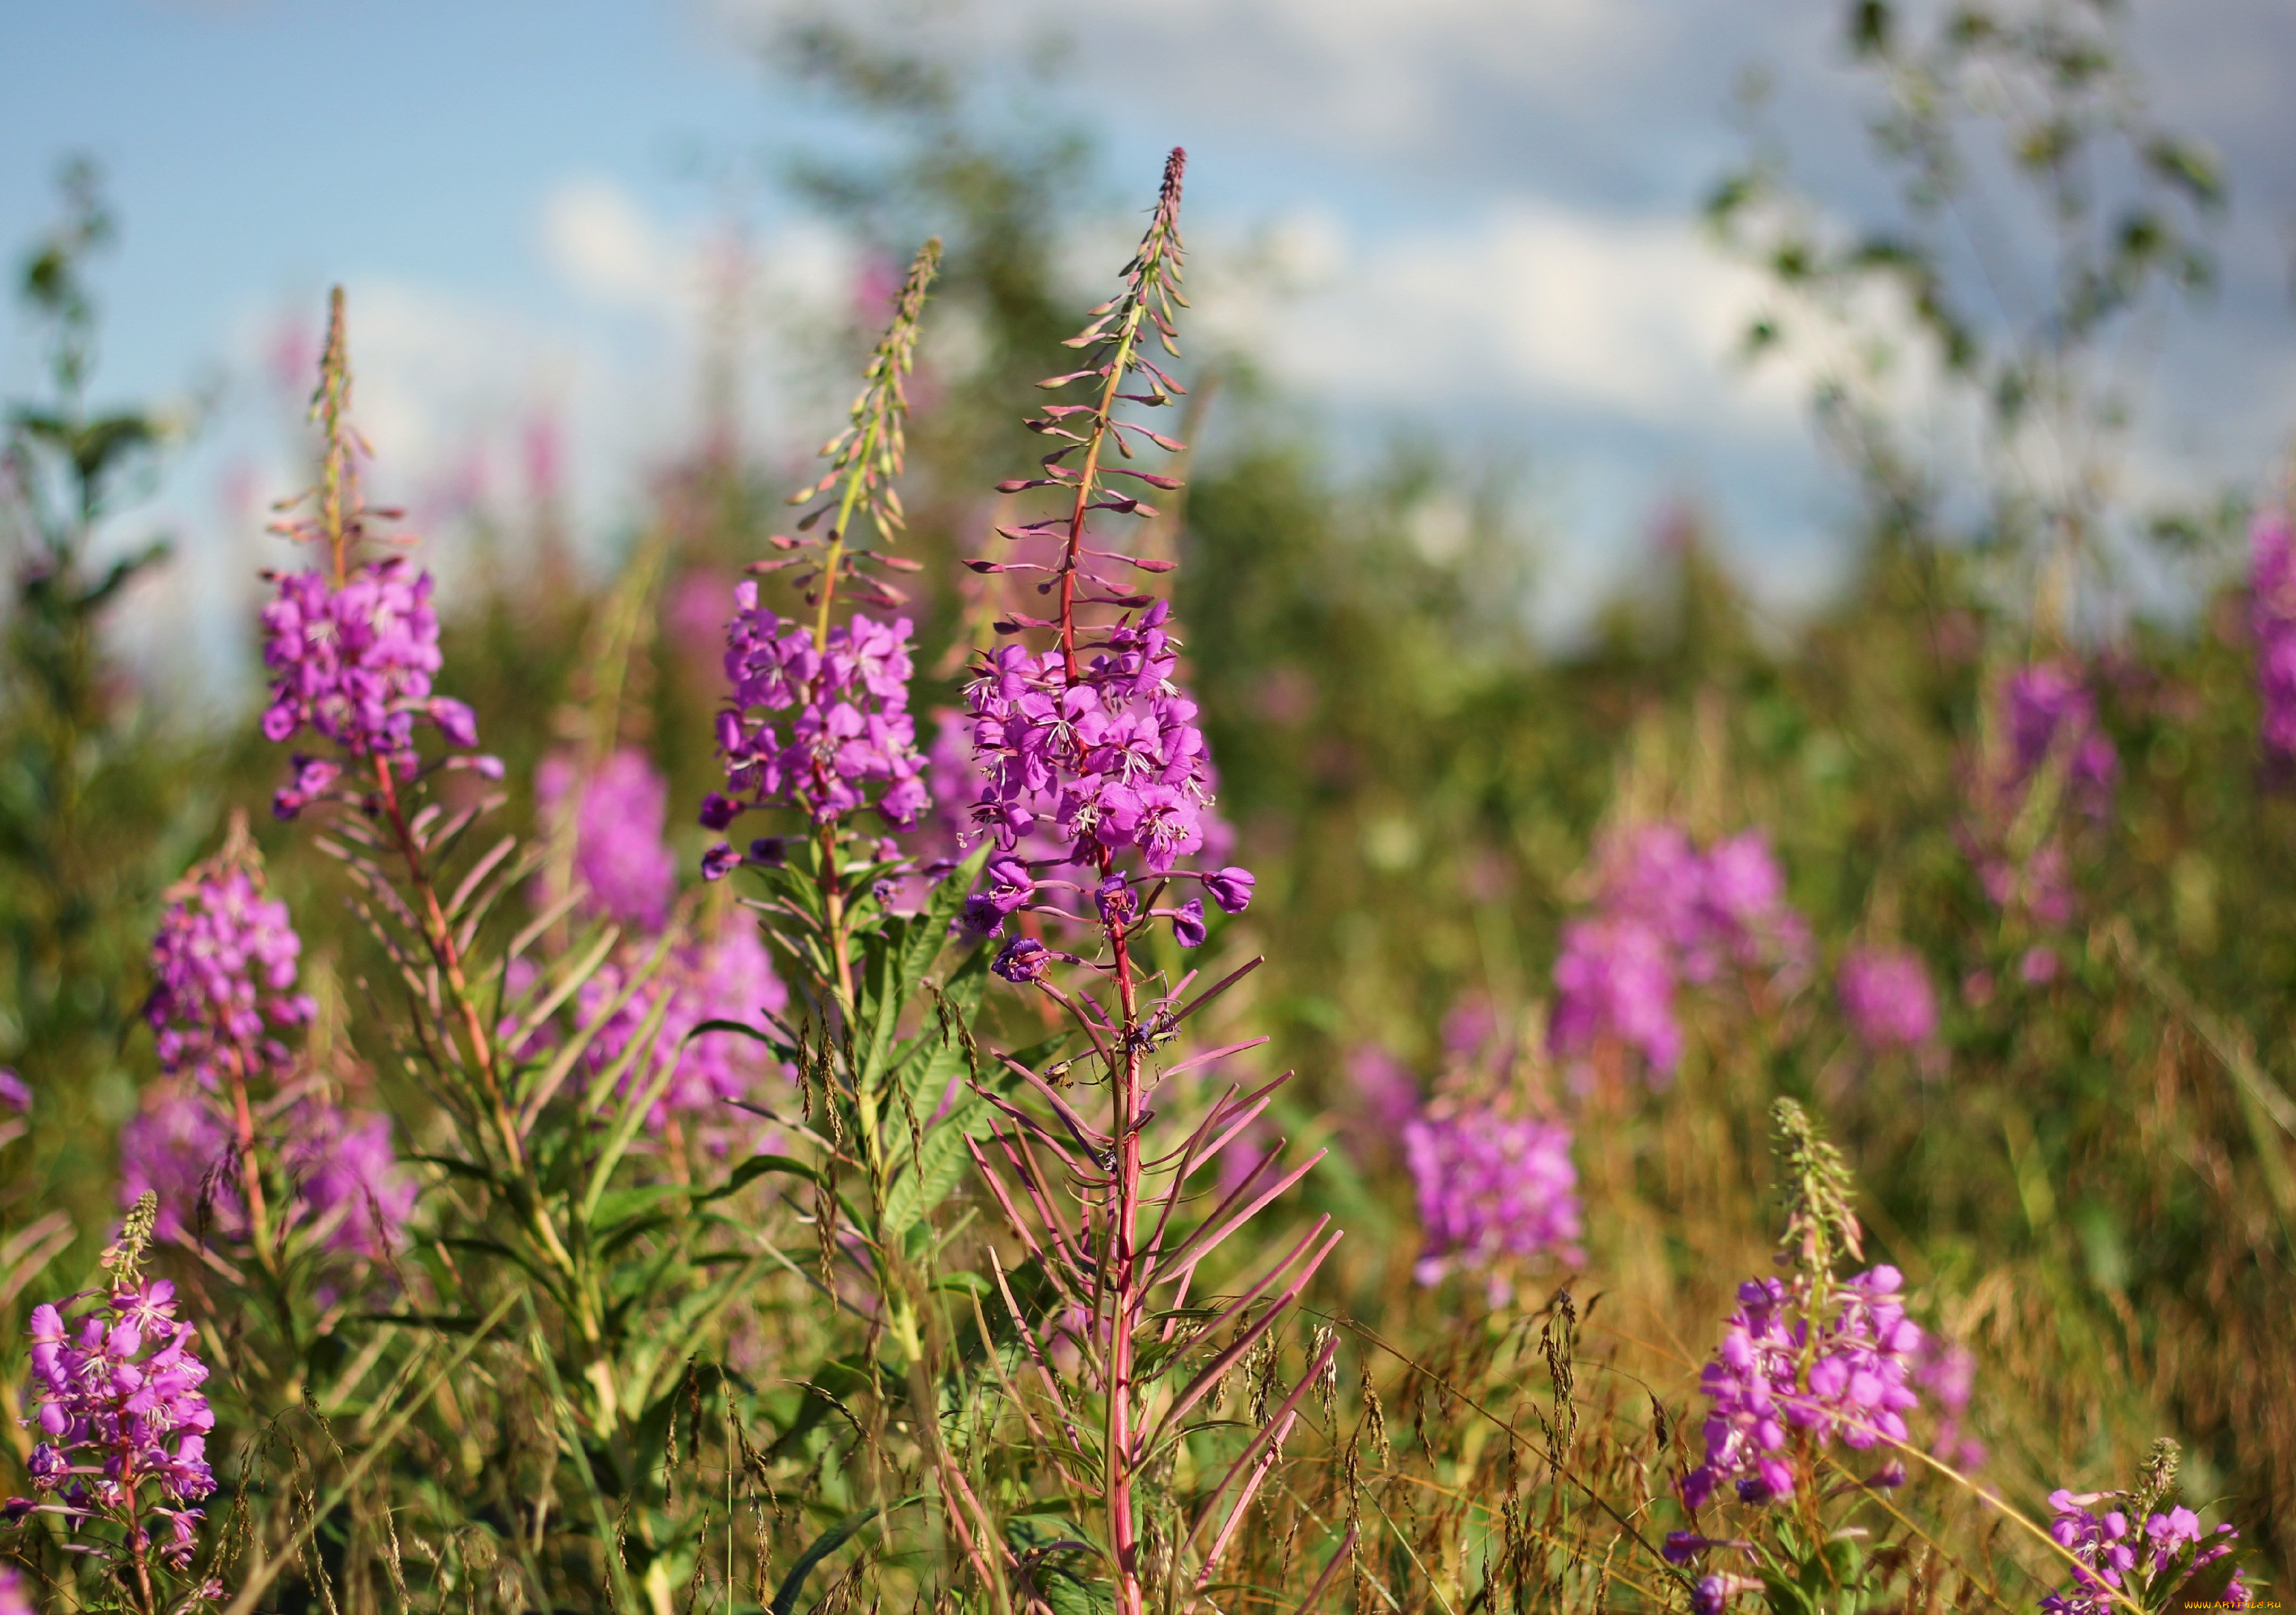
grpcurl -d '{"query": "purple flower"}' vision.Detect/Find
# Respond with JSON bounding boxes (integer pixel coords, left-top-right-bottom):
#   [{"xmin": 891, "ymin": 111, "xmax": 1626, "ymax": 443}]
[
  {"xmin": 0, "ymin": 1564, "xmax": 29, "ymax": 1615},
  {"xmin": 992, "ymin": 937, "xmax": 1052, "ymax": 984},
  {"xmin": 2039, "ymin": 1492, "xmax": 2251, "ymax": 1614},
  {"xmin": 260, "ymin": 558, "xmax": 486, "ymax": 814},
  {"xmin": 1168, "ymin": 898, "xmax": 1207, "ymax": 949},
  {"xmin": 118, "ymin": 1089, "xmax": 413, "ymax": 1257},
  {"xmin": 1912, "ymin": 1336, "xmax": 1985, "ymax": 1471},
  {"xmin": 958, "ymin": 601, "xmax": 1245, "ymax": 914},
  {"xmin": 118, "ymin": 1092, "xmax": 238, "ymax": 1243},
  {"xmin": 1549, "ymin": 824, "xmax": 1809, "ymax": 1085},
  {"xmin": 1680, "ymin": 1266, "xmax": 1923, "ymax": 1509},
  {"xmin": 710, "ymin": 584, "xmax": 931, "ymax": 832},
  {"xmin": 281, "ymin": 1104, "xmax": 417, "ymax": 1257},
  {"xmin": 1345, "ymin": 1046, "xmax": 1422, "ymax": 1135},
  {"xmin": 537, "ymin": 748, "xmax": 680, "ymax": 930},
  {"xmin": 1402, "ymin": 1107, "xmax": 1582, "ymax": 1286},
  {"xmin": 0, "ymin": 1066, "xmax": 28, "ymax": 1113},
  {"xmin": 575, "ymin": 912, "xmax": 788, "ymax": 1125},
  {"xmin": 700, "ymin": 841, "xmax": 741, "ymax": 882},
  {"xmin": 1836, "ymin": 946, "xmax": 1938, "ymax": 1052},
  {"xmin": 2004, "ymin": 663, "xmax": 2118, "ymax": 818},
  {"xmin": 2253, "ymin": 508, "xmax": 2296, "ymax": 757},
  {"xmin": 147, "ymin": 863, "xmax": 314, "ymax": 1088},
  {"xmin": 19, "ymin": 1276, "xmax": 215, "ymax": 1566},
  {"xmin": 1202, "ymin": 865, "xmax": 1255, "ymax": 914}
]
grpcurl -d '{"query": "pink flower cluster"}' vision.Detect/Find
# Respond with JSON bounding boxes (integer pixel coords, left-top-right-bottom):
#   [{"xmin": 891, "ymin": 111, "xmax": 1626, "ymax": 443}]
[
  {"xmin": 133, "ymin": 853, "xmax": 413, "ymax": 1259},
  {"xmin": 117, "ymin": 1090, "xmax": 416, "ymax": 1260},
  {"xmin": 2002, "ymin": 663, "xmax": 2119, "ymax": 818},
  {"xmin": 576, "ymin": 914, "xmax": 788, "ymax": 1126},
  {"xmin": 961, "ymin": 601, "xmax": 1235, "ymax": 908},
  {"xmin": 1835, "ymin": 944, "xmax": 1938, "ymax": 1052},
  {"xmin": 14, "ymin": 1280, "xmax": 215, "ymax": 1571},
  {"xmin": 700, "ymin": 587, "xmax": 929, "ymax": 867},
  {"xmin": 1680, "ymin": 1266, "xmax": 1923, "ymax": 1509},
  {"xmin": 146, "ymin": 865, "xmax": 314, "ymax": 1087},
  {"xmin": 2251, "ymin": 508, "xmax": 2296, "ymax": 758},
  {"xmin": 538, "ymin": 748, "xmax": 679, "ymax": 930},
  {"xmin": 1912, "ymin": 1336, "xmax": 1985, "ymax": 1472},
  {"xmin": 2038, "ymin": 1493, "xmax": 2249, "ymax": 1614},
  {"xmin": 1402, "ymin": 1106, "xmax": 1582, "ymax": 1286},
  {"xmin": 261, "ymin": 558, "xmax": 490, "ymax": 817},
  {"xmin": 1549, "ymin": 825, "xmax": 1809, "ymax": 1081}
]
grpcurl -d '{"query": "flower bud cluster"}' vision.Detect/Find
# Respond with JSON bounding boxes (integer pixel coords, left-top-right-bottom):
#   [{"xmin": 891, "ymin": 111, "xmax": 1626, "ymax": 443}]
[
  {"xmin": 13, "ymin": 1280, "xmax": 215, "ymax": 1570},
  {"xmin": 1680, "ymin": 1266, "xmax": 1923, "ymax": 1509},
  {"xmin": 700, "ymin": 587, "xmax": 929, "ymax": 863},
  {"xmin": 2037, "ymin": 1492, "xmax": 2250, "ymax": 1613},
  {"xmin": 2251, "ymin": 508, "xmax": 2296, "ymax": 758},
  {"xmin": 262, "ymin": 558, "xmax": 493, "ymax": 817},
  {"xmin": 1401, "ymin": 1105, "xmax": 1582, "ymax": 1286},
  {"xmin": 1550, "ymin": 825, "xmax": 1809, "ymax": 1081},
  {"xmin": 147, "ymin": 865, "xmax": 314, "ymax": 1087}
]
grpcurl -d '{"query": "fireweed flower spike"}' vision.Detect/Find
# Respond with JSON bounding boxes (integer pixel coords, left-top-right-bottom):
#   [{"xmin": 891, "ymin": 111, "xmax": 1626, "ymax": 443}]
[
  {"xmin": 259, "ymin": 295, "xmax": 498, "ymax": 822},
  {"xmin": 1550, "ymin": 824, "xmax": 1808, "ymax": 1086},
  {"xmin": 958, "ymin": 150, "xmax": 1337, "ymax": 1615},
  {"xmin": 536, "ymin": 747, "xmax": 679, "ymax": 930},
  {"xmin": 124, "ymin": 816, "xmax": 413, "ymax": 1260},
  {"xmin": 10, "ymin": 1197, "xmax": 217, "ymax": 1601},
  {"xmin": 145, "ymin": 813, "xmax": 314, "ymax": 1090},
  {"xmin": 1677, "ymin": 1105, "xmax": 1928, "ymax": 1527},
  {"xmin": 1402, "ymin": 1104, "xmax": 1582, "ymax": 1290},
  {"xmin": 2037, "ymin": 1446, "xmax": 2253, "ymax": 1614},
  {"xmin": 1835, "ymin": 944, "xmax": 1939, "ymax": 1054},
  {"xmin": 2251, "ymin": 502, "xmax": 2296, "ymax": 758},
  {"xmin": 254, "ymin": 290, "xmax": 535, "ymax": 1187},
  {"xmin": 701, "ymin": 239, "xmax": 942, "ymax": 900}
]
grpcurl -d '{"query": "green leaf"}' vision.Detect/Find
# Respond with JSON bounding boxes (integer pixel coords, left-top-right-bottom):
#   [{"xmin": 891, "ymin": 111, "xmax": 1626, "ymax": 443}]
[
  {"xmin": 881, "ymin": 1100, "xmax": 987, "ymax": 1236},
  {"xmin": 771, "ymin": 1505, "xmax": 885, "ymax": 1615},
  {"xmin": 698, "ymin": 1153, "xmax": 821, "ymax": 1204},
  {"xmin": 1761, "ymin": 1573, "xmax": 1817, "ymax": 1615},
  {"xmin": 2166, "ymin": 1552, "xmax": 2242, "ymax": 1611},
  {"xmin": 589, "ymin": 1182, "xmax": 692, "ymax": 1231}
]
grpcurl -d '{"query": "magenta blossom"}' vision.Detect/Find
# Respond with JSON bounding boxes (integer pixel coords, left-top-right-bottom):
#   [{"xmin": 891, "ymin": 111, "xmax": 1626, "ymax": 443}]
[
  {"xmin": 261, "ymin": 557, "xmax": 493, "ymax": 816},
  {"xmin": 2002, "ymin": 663, "xmax": 2118, "ymax": 818},
  {"xmin": 1835, "ymin": 945, "xmax": 1938, "ymax": 1052},
  {"xmin": 958, "ymin": 601, "xmax": 1245, "ymax": 939},
  {"xmin": 117, "ymin": 1090, "xmax": 414, "ymax": 1257},
  {"xmin": 576, "ymin": 912, "xmax": 788, "ymax": 1125},
  {"xmin": 16, "ymin": 1277, "xmax": 215, "ymax": 1571},
  {"xmin": 1402, "ymin": 1106, "xmax": 1582, "ymax": 1287},
  {"xmin": 537, "ymin": 748, "xmax": 680, "ymax": 930},
  {"xmin": 2251, "ymin": 508, "xmax": 2296, "ymax": 758},
  {"xmin": 1549, "ymin": 824, "xmax": 1808, "ymax": 1084},
  {"xmin": 702, "ymin": 587, "xmax": 930, "ymax": 861},
  {"xmin": 1680, "ymin": 1266, "xmax": 1923, "ymax": 1509},
  {"xmin": 146, "ymin": 862, "xmax": 314, "ymax": 1089},
  {"xmin": 2038, "ymin": 1491, "xmax": 2250, "ymax": 1614}
]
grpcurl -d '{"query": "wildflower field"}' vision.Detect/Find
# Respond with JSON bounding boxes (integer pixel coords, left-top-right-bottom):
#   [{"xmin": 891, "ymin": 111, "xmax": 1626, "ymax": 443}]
[{"xmin": 1, "ymin": 4, "xmax": 2292, "ymax": 1612}]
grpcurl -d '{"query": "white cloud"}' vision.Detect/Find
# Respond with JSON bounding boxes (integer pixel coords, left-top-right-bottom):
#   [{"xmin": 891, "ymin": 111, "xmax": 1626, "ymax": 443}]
[
  {"xmin": 543, "ymin": 176, "xmax": 686, "ymax": 313},
  {"xmin": 1210, "ymin": 200, "xmax": 1803, "ymax": 438}
]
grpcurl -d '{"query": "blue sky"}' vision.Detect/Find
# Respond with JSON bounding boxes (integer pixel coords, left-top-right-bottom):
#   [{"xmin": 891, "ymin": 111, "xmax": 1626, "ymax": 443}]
[{"xmin": 5, "ymin": 0, "xmax": 2294, "ymax": 692}]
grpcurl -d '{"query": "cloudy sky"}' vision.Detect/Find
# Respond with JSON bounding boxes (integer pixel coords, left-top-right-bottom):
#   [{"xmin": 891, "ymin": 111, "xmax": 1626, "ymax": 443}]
[{"xmin": 3, "ymin": 0, "xmax": 2292, "ymax": 689}]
